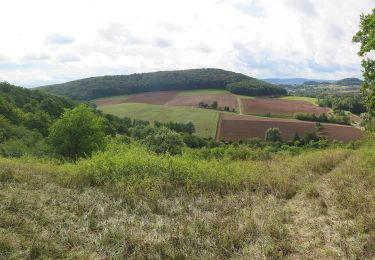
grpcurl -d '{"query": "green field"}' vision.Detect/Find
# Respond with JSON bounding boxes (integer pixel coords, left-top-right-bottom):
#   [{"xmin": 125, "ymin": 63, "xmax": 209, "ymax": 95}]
[
  {"xmin": 179, "ymin": 89, "xmax": 229, "ymax": 96},
  {"xmin": 278, "ymin": 96, "xmax": 318, "ymax": 104},
  {"xmin": 98, "ymin": 103, "xmax": 219, "ymax": 138}
]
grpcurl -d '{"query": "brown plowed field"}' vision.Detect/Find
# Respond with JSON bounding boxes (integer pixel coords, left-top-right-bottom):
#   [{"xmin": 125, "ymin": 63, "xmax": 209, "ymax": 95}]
[
  {"xmin": 217, "ymin": 114, "xmax": 363, "ymax": 142},
  {"xmin": 95, "ymin": 98, "xmax": 128, "ymax": 106},
  {"xmin": 167, "ymin": 93, "xmax": 238, "ymax": 110},
  {"xmin": 125, "ymin": 91, "xmax": 179, "ymax": 105},
  {"xmin": 242, "ymin": 98, "xmax": 329, "ymax": 115}
]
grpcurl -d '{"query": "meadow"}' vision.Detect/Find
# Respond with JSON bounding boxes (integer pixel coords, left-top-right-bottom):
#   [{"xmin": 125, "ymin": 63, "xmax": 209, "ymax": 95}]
[
  {"xmin": 0, "ymin": 140, "xmax": 373, "ymax": 259},
  {"xmin": 278, "ymin": 96, "xmax": 318, "ymax": 105},
  {"xmin": 98, "ymin": 102, "xmax": 220, "ymax": 138}
]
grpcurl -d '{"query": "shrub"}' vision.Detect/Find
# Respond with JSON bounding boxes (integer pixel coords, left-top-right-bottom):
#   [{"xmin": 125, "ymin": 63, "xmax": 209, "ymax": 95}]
[
  {"xmin": 145, "ymin": 127, "xmax": 184, "ymax": 155},
  {"xmin": 48, "ymin": 104, "xmax": 107, "ymax": 159},
  {"xmin": 265, "ymin": 128, "xmax": 282, "ymax": 143}
]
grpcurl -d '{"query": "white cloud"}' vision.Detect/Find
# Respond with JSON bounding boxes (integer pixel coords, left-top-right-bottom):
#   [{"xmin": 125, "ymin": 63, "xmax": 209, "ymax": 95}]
[
  {"xmin": 45, "ymin": 34, "xmax": 75, "ymax": 45},
  {"xmin": 0, "ymin": 0, "xmax": 372, "ymax": 87}
]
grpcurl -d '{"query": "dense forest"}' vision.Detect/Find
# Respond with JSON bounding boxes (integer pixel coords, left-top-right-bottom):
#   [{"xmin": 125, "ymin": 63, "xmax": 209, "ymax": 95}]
[
  {"xmin": 225, "ymin": 79, "xmax": 287, "ymax": 96},
  {"xmin": 38, "ymin": 68, "xmax": 286, "ymax": 100},
  {"xmin": 0, "ymin": 82, "xmax": 76, "ymax": 156}
]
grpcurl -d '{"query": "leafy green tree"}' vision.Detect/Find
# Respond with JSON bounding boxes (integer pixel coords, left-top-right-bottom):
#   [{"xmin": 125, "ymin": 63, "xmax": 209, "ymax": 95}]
[
  {"xmin": 353, "ymin": 8, "xmax": 375, "ymax": 115},
  {"xmin": 186, "ymin": 121, "xmax": 195, "ymax": 134},
  {"xmin": 145, "ymin": 127, "xmax": 184, "ymax": 155},
  {"xmin": 48, "ymin": 104, "xmax": 107, "ymax": 159},
  {"xmin": 265, "ymin": 128, "xmax": 282, "ymax": 142},
  {"xmin": 211, "ymin": 101, "xmax": 218, "ymax": 109}
]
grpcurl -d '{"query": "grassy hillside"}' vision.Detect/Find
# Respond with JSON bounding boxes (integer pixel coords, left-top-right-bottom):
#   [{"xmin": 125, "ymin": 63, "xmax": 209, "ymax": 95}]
[
  {"xmin": 0, "ymin": 141, "xmax": 373, "ymax": 259},
  {"xmin": 98, "ymin": 103, "xmax": 219, "ymax": 138},
  {"xmin": 278, "ymin": 96, "xmax": 318, "ymax": 105},
  {"xmin": 38, "ymin": 68, "xmax": 285, "ymax": 100}
]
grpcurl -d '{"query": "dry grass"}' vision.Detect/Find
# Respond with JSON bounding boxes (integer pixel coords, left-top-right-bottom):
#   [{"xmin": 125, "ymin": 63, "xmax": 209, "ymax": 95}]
[{"xmin": 1, "ymin": 146, "xmax": 372, "ymax": 259}]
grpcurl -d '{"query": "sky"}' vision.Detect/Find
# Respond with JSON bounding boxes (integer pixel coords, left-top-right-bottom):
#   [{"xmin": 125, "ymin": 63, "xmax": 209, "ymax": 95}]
[{"xmin": 0, "ymin": 0, "xmax": 373, "ymax": 87}]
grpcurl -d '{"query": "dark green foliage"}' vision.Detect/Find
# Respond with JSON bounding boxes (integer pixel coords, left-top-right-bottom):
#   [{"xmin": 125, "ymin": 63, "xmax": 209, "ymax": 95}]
[
  {"xmin": 295, "ymin": 112, "xmax": 351, "ymax": 125},
  {"xmin": 154, "ymin": 121, "xmax": 195, "ymax": 134},
  {"xmin": 182, "ymin": 134, "xmax": 207, "ymax": 148},
  {"xmin": 303, "ymin": 132, "xmax": 319, "ymax": 144},
  {"xmin": 211, "ymin": 101, "xmax": 218, "ymax": 109},
  {"xmin": 145, "ymin": 127, "xmax": 184, "ymax": 155},
  {"xmin": 198, "ymin": 101, "xmax": 221, "ymax": 110},
  {"xmin": 48, "ymin": 104, "xmax": 107, "ymax": 159},
  {"xmin": 353, "ymin": 8, "xmax": 375, "ymax": 115},
  {"xmin": 265, "ymin": 128, "xmax": 282, "ymax": 142},
  {"xmin": 0, "ymin": 82, "xmax": 76, "ymax": 157},
  {"xmin": 317, "ymin": 95, "xmax": 366, "ymax": 114},
  {"xmin": 226, "ymin": 79, "xmax": 287, "ymax": 96}
]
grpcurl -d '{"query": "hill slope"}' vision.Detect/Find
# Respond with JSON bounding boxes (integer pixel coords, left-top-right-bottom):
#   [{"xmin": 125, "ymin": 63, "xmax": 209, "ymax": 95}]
[
  {"xmin": 334, "ymin": 77, "xmax": 363, "ymax": 86},
  {"xmin": 38, "ymin": 68, "xmax": 286, "ymax": 100},
  {"xmin": 0, "ymin": 82, "xmax": 76, "ymax": 156}
]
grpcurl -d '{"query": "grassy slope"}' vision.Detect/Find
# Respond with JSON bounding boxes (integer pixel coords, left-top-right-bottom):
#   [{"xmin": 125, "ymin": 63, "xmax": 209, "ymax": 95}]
[
  {"xmin": 278, "ymin": 96, "xmax": 318, "ymax": 105},
  {"xmin": 3, "ymin": 144, "xmax": 372, "ymax": 259},
  {"xmin": 98, "ymin": 103, "xmax": 219, "ymax": 138}
]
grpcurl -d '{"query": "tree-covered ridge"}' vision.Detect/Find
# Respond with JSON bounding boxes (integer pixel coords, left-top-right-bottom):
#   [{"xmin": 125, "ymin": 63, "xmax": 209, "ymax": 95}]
[
  {"xmin": 334, "ymin": 78, "xmax": 363, "ymax": 86},
  {"xmin": 38, "ymin": 68, "xmax": 286, "ymax": 100},
  {"xmin": 226, "ymin": 79, "xmax": 287, "ymax": 96},
  {"xmin": 0, "ymin": 82, "xmax": 77, "ymax": 156},
  {"xmin": 0, "ymin": 81, "xmax": 76, "ymax": 134}
]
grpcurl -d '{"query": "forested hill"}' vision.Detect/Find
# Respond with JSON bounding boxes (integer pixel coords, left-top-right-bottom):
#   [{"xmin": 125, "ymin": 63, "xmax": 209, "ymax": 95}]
[
  {"xmin": 38, "ymin": 68, "xmax": 286, "ymax": 100},
  {"xmin": 0, "ymin": 82, "xmax": 76, "ymax": 156},
  {"xmin": 334, "ymin": 78, "xmax": 363, "ymax": 86}
]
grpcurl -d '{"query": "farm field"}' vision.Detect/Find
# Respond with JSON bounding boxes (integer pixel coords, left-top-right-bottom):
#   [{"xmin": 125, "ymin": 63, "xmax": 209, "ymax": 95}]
[
  {"xmin": 217, "ymin": 114, "xmax": 363, "ymax": 142},
  {"xmin": 94, "ymin": 89, "xmax": 238, "ymax": 110},
  {"xmin": 179, "ymin": 89, "xmax": 229, "ymax": 96},
  {"xmin": 98, "ymin": 102, "xmax": 219, "ymax": 138},
  {"xmin": 167, "ymin": 93, "xmax": 238, "ymax": 111},
  {"xmin": 278, "ymin": 96, "xmax": 318, "ymax": 104},
  {"xmin": 241, "ymin": 98, "xmax": 329, "ymax": 116},
  {"xmin": 94, "ymin": 90, "xmax": 362, "ymax": 142},
  {"xmin": 94, "ymin": 95, "xmax": 129, "ymax": 106},
  {"xmin": 125, "ymin": 91, "xmax": 179, "ymax": 105}
]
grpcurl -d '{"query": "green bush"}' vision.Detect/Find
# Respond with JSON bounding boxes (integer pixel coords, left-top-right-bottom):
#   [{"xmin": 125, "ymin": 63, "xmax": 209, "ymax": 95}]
[
  {"xmin": 48, "ymin": 104, "xmax": 107, "ymax": 159},
  {"xmin": 145, "ymin": 127, "xmax": 184, "ymax": 155}
]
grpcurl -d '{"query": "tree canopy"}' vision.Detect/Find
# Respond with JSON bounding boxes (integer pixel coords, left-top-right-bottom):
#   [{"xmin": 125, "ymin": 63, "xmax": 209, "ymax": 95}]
[
  {"xmin": 48, "ymin": 104, "xmax": 107, "ymax": 159},
  {"xmin": 353, "ymin": 8, "xmax": 375, "ymax": 115}
]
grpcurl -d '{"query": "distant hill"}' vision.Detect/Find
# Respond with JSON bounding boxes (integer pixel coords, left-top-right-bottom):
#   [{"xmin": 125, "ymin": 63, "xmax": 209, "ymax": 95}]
[
  {"xmin": 334, "ymin": 78, "xmax": 363, "ymax": 86},
  {"xmin": 303, "ymin": 81, "xmax": 331, "ymax": 85},
  {"xmin": 262, "ymin": 78, "xmax": 334, "ymax": 85},
  {"xmin": 38, "ymin": 68, "xmax": 286, "ymax": 100}
]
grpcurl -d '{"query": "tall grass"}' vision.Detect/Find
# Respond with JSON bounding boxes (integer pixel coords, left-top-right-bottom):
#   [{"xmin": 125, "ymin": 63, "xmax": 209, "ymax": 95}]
[
  {"xmin": 64, "ymin": 144, "xmax": 352, "ymax": 200},
  {"xmin": 330, "ymin": 139, "xmax": 375, "ymax": 258},
  {"xmin": 0, "ymin": 144, "xmax": 356, "ymax": 258}
]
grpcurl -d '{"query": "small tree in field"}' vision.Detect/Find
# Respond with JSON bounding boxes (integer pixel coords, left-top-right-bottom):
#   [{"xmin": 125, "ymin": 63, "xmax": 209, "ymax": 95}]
[
  {"xmin": 48, "ymin": 104, "xmax": 107, "ymax": 159},
  {"xmin": 145, "ymin": 127, "xmax": 184, "ymax": 155},
  {"xmin": 265, "ymin": 128, "xmax": 282, "ymax": 142},
  {"xmin": 211, "ymin": 101, "xmax": 218, "ymax": 109}
]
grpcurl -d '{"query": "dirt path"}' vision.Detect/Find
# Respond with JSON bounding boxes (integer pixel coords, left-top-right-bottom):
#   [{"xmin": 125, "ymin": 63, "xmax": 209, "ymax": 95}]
[
  {"xmin": 285, "ymin": 166, "xmax": 351, "ymax": 259},
  {"xmin": 236, "ymin": 96, "xmax": 243, "ymax": 115}
]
